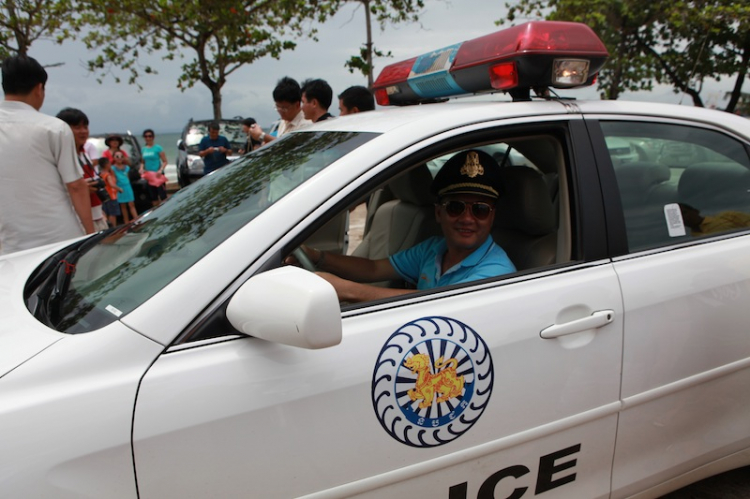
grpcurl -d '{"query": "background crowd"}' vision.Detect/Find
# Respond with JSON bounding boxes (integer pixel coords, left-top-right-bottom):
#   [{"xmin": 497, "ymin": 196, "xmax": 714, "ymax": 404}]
[{"xmin": 0, "ymin": 54, "xmax": 375, "ymax": 256}]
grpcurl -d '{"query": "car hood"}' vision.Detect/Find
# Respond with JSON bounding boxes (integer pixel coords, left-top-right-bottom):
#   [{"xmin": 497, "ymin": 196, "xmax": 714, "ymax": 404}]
[{"xmin": 0, "ymin": 244, "xmax": 69, "ymax": 378}]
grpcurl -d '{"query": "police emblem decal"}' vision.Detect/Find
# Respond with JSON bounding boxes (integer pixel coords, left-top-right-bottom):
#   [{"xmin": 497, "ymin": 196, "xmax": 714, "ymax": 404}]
[
  {"xmin": 372, "ymin": 316, "xmax": 494, "ymax": 447},
  {"xmin": 460, "ymin": 151, "xmax": 485, "ymax": 178}
]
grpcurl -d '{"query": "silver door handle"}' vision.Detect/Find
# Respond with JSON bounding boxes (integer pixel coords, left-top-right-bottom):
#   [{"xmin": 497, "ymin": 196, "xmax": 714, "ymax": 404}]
[{"xmin": 540, "ymin": 310, "xmax": 614, "ymax": 339}]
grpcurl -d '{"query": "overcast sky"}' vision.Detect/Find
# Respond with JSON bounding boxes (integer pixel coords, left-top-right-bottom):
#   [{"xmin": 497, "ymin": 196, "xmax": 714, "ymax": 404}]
[{"xmin": 28, "ymin": 0, "xmax": 734, "ymax": 134}]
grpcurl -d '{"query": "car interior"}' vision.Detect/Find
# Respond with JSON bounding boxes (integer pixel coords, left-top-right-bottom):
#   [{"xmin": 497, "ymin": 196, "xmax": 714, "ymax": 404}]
[
  {"xmin": 604, "ymin": 124, "xmax": 750, "ymax": 252},
  {"xmin": 180, "ymin": 134, "xmax": 572, "ymax": 344},
  {"xmin": 297, "ymin": 135, "xmax": 571, "ymax": 296}
]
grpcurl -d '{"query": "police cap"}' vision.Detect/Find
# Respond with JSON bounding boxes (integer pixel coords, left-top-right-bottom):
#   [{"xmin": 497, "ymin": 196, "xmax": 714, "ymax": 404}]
[{"xmin": 431, "ymin": 149, "xmax": 502, "ymax": 200}]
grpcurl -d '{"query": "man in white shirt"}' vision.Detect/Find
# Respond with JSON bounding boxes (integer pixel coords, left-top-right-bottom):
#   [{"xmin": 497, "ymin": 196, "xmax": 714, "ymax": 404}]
[
  {"xmin": 0, "ymin": 55, "xmax": 93, "ymax": 255},
  {"xmin": 250, "ymin": 76, "xmax": 312, "ymax": 145}
]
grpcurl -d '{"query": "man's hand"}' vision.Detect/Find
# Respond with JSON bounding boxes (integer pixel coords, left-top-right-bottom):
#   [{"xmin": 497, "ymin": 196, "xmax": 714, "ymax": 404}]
[
  {"xmin": 316, "ymin": 271, "xmax": 416, "ymax": 303},
  {"xmin": 85, "ymin": 177, "xmax": 98, "ymax": 193},
  {"xmin": 249, "ymin": 124, "xmax": 264, "ymax": 141}
]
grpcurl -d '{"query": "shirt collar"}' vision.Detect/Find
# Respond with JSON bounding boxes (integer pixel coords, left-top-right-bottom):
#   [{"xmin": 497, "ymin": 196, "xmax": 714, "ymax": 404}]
[
  {"xmin": 434, "ymin": 236, "xmax": 494, "ymax": 279},
  {"xmin": 1, "ymin": 100, "xmax": 36, "ymax": 112},
  {"xmin": 288, "ymin": 109, "xmax": 307, "ymax": 127}
]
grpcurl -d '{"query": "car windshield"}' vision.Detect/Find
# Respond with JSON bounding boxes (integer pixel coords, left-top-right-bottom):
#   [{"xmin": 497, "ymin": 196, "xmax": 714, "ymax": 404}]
[
  {"xmin": 185, "ymin": 121, "xmax": 246, "ymax": 153},
  {"xmin": 25, "ymin": 131, "xmax": 376, "ymax": 334}
]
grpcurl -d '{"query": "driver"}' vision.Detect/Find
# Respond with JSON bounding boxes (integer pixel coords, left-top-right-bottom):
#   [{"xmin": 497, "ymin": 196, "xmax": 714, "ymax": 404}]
[{"xmin": 299, "ymin": 149, "xmax": 516, "ymax": 302}]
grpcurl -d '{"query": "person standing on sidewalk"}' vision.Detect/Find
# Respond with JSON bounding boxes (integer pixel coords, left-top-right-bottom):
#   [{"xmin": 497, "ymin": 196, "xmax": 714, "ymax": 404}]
[
  {"xmin": 0, "ymin": 55, "xmax": 93, "ymax": 255},
  {"xmin": 56, "ymin": 107, "xmax": 109, "ymax": 232},
  {"xmin": 249, "ymin": 77, "xmax": 312, "ymax": 145},
  {"xmin": 198, "ymin": 122, "xmax": 231, "ymax": 175},
  {"xmin": 140, "ymin": 129, "xmax": 169, "ymax": 206},
  {"xmin": 301, "ymin": 78, "xmax": 334, "ymax": 123}
]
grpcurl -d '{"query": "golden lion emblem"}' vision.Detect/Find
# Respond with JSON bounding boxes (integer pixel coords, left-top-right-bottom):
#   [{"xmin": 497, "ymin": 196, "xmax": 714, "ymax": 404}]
[
  {"xmin": 460, "ymin": 151, "xmax": 485, "ymax": 178},
  {"xmin": 404, "ymin": 353, "xmax": 465, "ymax": 409}
]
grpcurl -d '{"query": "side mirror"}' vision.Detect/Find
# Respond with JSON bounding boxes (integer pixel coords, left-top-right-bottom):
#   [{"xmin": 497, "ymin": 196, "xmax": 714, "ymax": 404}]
[
  {"xmin": 226, "ymin": 266, "xmax": 342, "ymax": 349},
  {"xmin": 177, "ymin": 139, "xmax": 186, "ymax": 151}
]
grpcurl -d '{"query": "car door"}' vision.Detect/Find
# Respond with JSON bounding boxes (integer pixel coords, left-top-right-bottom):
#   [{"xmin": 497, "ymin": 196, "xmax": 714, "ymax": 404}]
[
  {"xmin": 588, "ymin": 117, "xmax": 750, "ymax": 498},
  {"xmin": 132, "ymin": 118, "xmax": 624, "ymax": 499}
]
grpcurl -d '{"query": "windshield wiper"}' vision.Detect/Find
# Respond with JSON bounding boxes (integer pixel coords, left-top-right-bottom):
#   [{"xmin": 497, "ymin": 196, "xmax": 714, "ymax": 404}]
[{"xmin": 25, "ymin": 227, "xmax": 120, "ymax": 328}]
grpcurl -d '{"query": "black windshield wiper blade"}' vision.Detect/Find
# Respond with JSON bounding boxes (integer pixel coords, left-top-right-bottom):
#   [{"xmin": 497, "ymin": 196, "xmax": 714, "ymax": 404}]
[{"xmin": 25, "ymin": 227, "xmax": 120, "ymax": 327}]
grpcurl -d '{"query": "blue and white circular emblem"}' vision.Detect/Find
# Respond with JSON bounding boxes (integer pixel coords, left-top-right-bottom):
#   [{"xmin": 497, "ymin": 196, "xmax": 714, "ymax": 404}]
[{"xmin": 372, "ymin": 316, "xmax": 494, "ymax": 447}]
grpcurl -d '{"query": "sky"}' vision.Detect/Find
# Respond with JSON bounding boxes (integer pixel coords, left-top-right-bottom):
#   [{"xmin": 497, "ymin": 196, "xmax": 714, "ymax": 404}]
[{"xmin": 28, "ymin": 0, "xmax": 737, "ymax": 134}]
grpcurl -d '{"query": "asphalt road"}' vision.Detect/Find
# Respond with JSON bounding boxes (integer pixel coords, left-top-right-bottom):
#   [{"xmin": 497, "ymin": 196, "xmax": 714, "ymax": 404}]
[{"xmin": 659, "ymin": 466, "xmax": 750, "ymax": 498}]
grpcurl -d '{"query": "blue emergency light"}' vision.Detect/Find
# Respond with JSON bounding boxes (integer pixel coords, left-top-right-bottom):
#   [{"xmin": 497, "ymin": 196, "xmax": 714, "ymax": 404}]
[{"xmin": 372, "ymin": 21, "xmax": 609, "ymax": 106}]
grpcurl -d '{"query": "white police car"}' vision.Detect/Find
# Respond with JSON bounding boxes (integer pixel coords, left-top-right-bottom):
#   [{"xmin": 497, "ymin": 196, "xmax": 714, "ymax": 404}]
[{"xmin": 2, "ymin": 21, "xmax": 750, "ymax": 499}]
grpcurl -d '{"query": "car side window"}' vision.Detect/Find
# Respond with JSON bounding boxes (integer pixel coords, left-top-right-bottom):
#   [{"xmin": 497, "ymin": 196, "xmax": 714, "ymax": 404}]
[
  {"xmin": 601, "ymin": 121, "xmax": 750, "ymax": 252},
  {"xmin": 181, "ymin": 130, "xmax": 574, "ymax": 344},
  {"xmin": 297, "ymin": 133, "xmax": 569, "ymax": 300}
]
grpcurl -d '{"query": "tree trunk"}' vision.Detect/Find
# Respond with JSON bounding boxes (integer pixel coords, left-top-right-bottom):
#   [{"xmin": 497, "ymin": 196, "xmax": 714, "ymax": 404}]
[
  {"xmin": 723, "ymin": 39, "xmax": 749, "ymax": 114},
  {"xmin": 211, "ymin": 85, "xmax": 223, "ymax": 120},
  {"xmin": 364, "ymin": 0, "xmax": 373, "ymax": 89}
]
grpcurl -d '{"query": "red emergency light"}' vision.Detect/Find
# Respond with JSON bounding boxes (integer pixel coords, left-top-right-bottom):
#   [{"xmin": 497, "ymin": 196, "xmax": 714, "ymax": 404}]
[{"xmin": 372, "ymin": 21, "xmax": 609, "ymax": 106}]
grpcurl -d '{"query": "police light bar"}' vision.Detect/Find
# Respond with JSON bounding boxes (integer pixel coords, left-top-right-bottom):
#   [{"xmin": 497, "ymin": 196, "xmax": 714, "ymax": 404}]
[{"xmin": 372, "ymin": 21, "xmax": 609, "ymax": 106}]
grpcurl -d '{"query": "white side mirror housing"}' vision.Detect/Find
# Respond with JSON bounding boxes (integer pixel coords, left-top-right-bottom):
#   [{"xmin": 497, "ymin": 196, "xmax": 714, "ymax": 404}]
[{"xmin": 227, "ymin": 266, "xmax": 342, "ymax": 349}]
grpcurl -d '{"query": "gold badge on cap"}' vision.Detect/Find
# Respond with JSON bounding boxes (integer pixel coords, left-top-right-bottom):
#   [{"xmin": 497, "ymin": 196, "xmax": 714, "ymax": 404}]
[{"xmin": 460, "ymin": 151, "xmax": 485, "ymax": 178}]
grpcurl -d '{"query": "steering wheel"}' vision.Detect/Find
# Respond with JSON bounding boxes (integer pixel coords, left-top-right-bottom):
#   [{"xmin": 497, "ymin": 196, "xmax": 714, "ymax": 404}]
[{"xmin": 292, "ymin": 247, "xmax": 316, "ymax": 272}]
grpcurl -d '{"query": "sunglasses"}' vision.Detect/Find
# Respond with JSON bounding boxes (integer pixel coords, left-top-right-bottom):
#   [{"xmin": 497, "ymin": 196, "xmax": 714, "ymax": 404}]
[
  {"xmin": 440, "ymin": 200, "xmax": 495, "ymax": 220},
  {"xmin": 143, "ymin": 134, "xmax": 154, "ymax": 138}
]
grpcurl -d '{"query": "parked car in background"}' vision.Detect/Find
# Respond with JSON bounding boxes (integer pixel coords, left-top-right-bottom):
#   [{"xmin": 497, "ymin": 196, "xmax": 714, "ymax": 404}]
[
  {"xmin": 176, "ymin": 118, "xmax": 247, "ymax": 187},
  {"xmin": 86, "ymin": 132, "xmax": 151, "ymax": 214}
]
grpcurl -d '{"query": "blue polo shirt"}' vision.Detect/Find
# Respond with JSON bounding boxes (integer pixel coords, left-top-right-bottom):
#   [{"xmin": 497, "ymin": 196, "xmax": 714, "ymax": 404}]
[
  {"xmin": 199, "ymin": 135, "xmax": 231, "ymax": 174},
  {"xmin": 389, "ymin": 236, "xmax": 516, "ymax": 290}
]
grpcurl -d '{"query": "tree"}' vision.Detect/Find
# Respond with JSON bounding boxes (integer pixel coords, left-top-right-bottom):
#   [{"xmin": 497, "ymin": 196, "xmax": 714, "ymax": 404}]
[
  {"xmin": 500, "ymin": 0, "xmax": 749, "ymax": 112},
  {"xmin": 651, "ymin": 2, "xmax": 750, "ymax": 110},
  {"xmin": 81, "ymin": 0, "xmax": 334, "ymax": 120},
  {"xmin": 0, "ymin": 0, "xmax": 79, "ymax": 60},
  {"xmin": 340, "ymin": 0, "xmax": 425, "ymax": 88}
]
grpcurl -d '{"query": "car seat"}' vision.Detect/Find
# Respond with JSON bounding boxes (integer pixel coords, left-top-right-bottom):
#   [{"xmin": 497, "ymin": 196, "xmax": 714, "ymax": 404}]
[
  {"xmin": 492, "ymin": 167, "xmax": 557, "ymax": 270},
  {"xmin": 679, "ymin": 162, "xmax": 750, "ymax": 215},
  {"xmin": 613, "ymin": 161, "xmax": 678, "ymax": 250},
  {"xmin": 353, "ymin": 164, "xmax": 440, "ymax": 285}
]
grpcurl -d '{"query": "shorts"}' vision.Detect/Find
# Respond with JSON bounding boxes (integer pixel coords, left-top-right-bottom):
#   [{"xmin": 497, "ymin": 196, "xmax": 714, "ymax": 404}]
[
  {"xmin": 103, "ymin": 199, "xmax": 121, "ymax": 216},
  {"xmin": 147, "ymin": 184, "xmax": 167, "ymax": 202}
]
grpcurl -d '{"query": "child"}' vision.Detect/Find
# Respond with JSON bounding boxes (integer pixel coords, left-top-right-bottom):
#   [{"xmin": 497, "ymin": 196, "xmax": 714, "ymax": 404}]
[
  {"xmin": 98, "ymin": 157, "xmax": 122, "ymax": 227},
  {"xmin": 112, "ymin": 153, "xmax": 138, "ymax": 223}
]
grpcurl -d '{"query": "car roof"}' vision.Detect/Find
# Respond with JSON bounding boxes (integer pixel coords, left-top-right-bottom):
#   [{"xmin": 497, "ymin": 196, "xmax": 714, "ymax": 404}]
[{"xmin": 304, "ymin": 97, "xmax": 750, "ymax": 140}]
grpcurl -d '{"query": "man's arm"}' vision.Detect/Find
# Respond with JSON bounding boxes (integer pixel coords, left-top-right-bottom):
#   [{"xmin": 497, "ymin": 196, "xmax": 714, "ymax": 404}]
[
  {"xmin": 66, "ymin": 178, "xmax": 95, "ymax": 234},
  {"xmin": 307, "ymin": 247, "xmax": 400, "ymax": 283},
  {"xmin": 249, "ymin": 124, "xmax": 275, "ymax": 144},
  {"xmin": 197, "ymin": 138, "xmax": 213, "ymax": 157},
  {"xmin": 295, "ymin": 247, "xmax": 411, "ymax": 302},
  {"xmin": 317, "ymin": 272, "xmax": 416, "ymax": 303}
]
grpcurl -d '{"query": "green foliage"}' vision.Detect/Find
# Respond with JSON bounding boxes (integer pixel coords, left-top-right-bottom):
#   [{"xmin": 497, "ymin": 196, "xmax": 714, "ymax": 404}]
[
  {"xmin": 499, "ymin": 0, "xmax": 750, "ymax": 112},
  {"xmin": 344, "ymin": 45, "xmax": 391, "ymax": 77},
  {"xmin": 337, "ymin": 0, "xmax": 425, "ymax": 87},
  {"xmin": 0, "ymin": 0, "xmax": 80, "ymax": 59},
  {"xmin": 79, "ymin": 0, "xmax": 335, "ymax": 119}
]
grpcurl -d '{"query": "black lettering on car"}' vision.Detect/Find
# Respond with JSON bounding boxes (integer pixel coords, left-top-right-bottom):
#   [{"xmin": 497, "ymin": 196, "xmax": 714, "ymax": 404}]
[
  {"xmin": 448, "ymin": 444, "xmax": 581, "ymax": 499},
  {"xmin": 535, "ymin": 444, "xmax": 581, "ymax": 494}
]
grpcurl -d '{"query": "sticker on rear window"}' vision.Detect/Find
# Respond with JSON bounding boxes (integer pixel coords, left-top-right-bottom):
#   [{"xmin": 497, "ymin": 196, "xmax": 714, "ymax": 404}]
[
  {"xmin": 664, "ymin": 203, "xmax": 687, "ymax": 237},
  {"xmin": 372, "ymin": 316, "xmax": 494, "ymax": 447}
]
